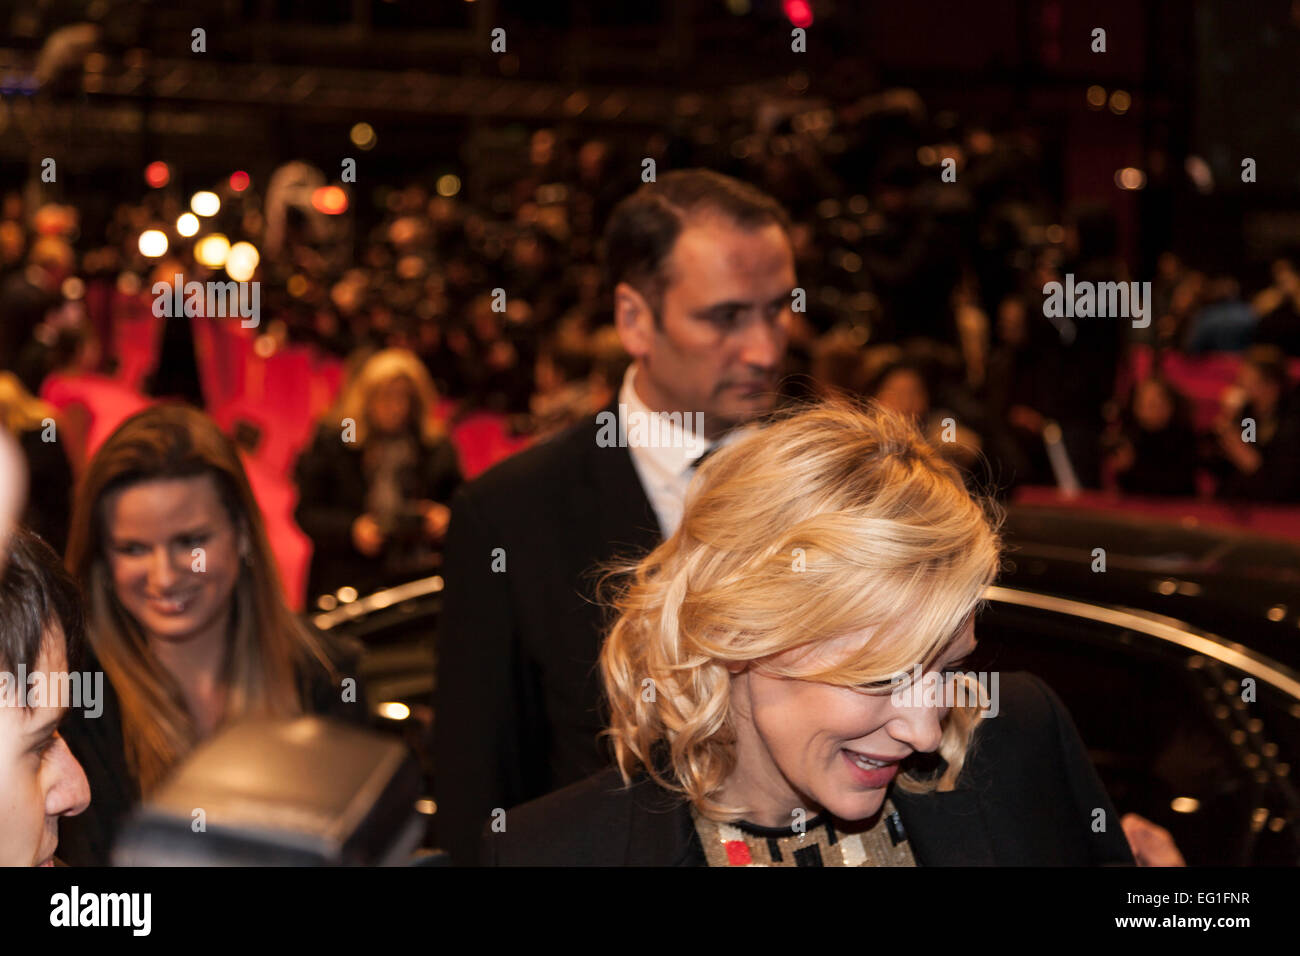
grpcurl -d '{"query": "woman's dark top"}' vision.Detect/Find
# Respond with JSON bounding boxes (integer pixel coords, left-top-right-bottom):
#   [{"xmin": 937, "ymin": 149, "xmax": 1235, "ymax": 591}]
[
  {"xmin": 57, "ymin": 632, "xmax": 367, "ymax": 866},
  {"xmin": 481, "ymin": 672, "xmax": 1136, "ymax": 866},
  {"xmin": 293, "ymin": 424, "xmax": 463, "ymax": 602}
]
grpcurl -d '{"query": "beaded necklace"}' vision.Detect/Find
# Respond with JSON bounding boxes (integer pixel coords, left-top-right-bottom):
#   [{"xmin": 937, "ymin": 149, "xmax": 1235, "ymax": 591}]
[{"xmin": 691, "ymin": 796, "xmax": 916, "ymax": 867}]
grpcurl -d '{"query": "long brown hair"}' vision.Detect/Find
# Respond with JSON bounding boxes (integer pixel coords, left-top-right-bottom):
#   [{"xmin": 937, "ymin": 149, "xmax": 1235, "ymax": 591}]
[{"xmin": 65, "ymin": 403, "xmax": 334, "ymax": 794}]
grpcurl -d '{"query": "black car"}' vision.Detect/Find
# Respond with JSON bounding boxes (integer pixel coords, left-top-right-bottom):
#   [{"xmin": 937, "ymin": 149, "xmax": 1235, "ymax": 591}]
[{"xmin": 313, "ymin": 505, "xmax": 1300, "ymax": 865}]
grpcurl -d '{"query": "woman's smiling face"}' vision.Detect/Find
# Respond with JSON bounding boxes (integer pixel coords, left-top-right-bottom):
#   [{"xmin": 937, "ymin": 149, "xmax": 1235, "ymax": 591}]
[
  {"xmin": 102, "ymin": 474, "xmax": 244, "ymax": 648},
  {"xmin": 724, "ymin": 621, "xmax": 978, "ymax": 828}
]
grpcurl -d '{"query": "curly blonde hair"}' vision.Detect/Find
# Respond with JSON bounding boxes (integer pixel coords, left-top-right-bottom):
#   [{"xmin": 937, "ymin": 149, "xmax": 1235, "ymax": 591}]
[{"xmin": 599, "ymin": 398, "xmax": 1002, "ymax": 820}]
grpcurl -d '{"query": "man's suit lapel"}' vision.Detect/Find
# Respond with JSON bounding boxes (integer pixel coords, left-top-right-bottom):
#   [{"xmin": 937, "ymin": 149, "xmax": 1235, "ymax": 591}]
[
  {"xmin": 580, "ymin": 403, "xmax": 662, "ymax": 561},
  {"xmin": 891, "ymin": 785, "xmax": 998, "ymax": 865}
]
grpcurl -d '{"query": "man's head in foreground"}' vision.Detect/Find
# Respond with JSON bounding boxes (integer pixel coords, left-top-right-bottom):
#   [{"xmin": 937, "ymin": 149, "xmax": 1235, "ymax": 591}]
[
  {"xmin": 0, "ymin": 526, "xmax": 91, "ymax": 866},
  {"xmin": 603, "ymin": 169, "xmax": 797, "ymax": 440}
]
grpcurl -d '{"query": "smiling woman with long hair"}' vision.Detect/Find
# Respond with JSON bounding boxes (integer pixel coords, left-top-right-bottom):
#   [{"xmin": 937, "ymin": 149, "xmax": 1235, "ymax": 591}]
[
  {"xmin": 482, "ymin": 400, "xmax": 1137, "ymax": 866},
  {"xmin": 57, "ymin": 403, "xmax": 366, "ymax": 866}
]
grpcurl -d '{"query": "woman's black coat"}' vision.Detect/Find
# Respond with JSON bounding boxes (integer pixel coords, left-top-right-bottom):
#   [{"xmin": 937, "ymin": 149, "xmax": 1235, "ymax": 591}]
[
  {"xmin": 481, "ymin": 672, "xmax": 1136, "ymax": 866},
  {"xmin": 293, "ymin": 424, "xmax": 462, "ymax": 602}
]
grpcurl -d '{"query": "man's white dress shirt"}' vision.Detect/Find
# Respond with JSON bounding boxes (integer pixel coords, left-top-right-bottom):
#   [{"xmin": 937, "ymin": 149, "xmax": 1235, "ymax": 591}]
[{"xmin": 618, "ymin": 365, "xmax": 750, "ymax": 537}]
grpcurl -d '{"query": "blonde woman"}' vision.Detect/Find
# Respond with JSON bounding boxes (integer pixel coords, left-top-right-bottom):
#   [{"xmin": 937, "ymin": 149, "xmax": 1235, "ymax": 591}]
[
  {"xmin": 482, "ymin": 401, "xmax": 1136, "ymax": 866},
  {"xmin": 57, "ymin": 404, "xmax": 365, "ymax": 866},
  {"xmin": 294, "ymin": 348, "xmax": 462, "ymax": 603}
]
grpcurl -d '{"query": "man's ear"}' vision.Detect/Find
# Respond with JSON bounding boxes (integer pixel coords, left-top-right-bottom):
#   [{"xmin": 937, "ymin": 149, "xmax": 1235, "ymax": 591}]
[{"xmin": 613, "ymin": 281, "xmax": 655, "ymax": 360}]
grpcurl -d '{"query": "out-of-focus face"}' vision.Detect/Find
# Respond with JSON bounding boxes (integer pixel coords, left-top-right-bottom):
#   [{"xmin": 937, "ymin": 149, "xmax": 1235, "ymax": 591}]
[
  {"xmin": 616, "ymin": 216, "xmax": 795, "ymax": 439},
  {"xmin": 367, "ymin": 376, "xmax": 415, "ymax": 435},
  {"xmin": 726, "ymin": 621, "xmax": 977, "ymax": 827},
  {"xmin": 0, "ymin": 629, "xmax": 91, "ymax": 866},
  {"xmin": 873, "ymin": 369, "xmax": 929, "ymax": 423},
  {"xmin": 102, "ymin": 475, "xmax": 243, "ymax": 650},
  {"xmin": 1134, "ymin": 381, "xmax": 1174, "ymax": 432}
]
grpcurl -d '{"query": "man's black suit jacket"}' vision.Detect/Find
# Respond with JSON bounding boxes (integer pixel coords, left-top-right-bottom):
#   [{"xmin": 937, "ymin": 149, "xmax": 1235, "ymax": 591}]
[
  {"xmin": 482, "ymin": 672, "xmax": 1137, "ymax": 866},
  {"xmin": 433, "ymin": 405, "xmax": 661, "ymax": 866}
]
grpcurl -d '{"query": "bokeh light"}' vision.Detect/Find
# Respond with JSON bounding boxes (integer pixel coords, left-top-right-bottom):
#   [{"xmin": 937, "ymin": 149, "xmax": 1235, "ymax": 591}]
[
  {"xmin": 144, "ymin": 161, "xmax": 170, "ymax": 188},
  {"xmin": 1115, "ymin": 167, "xmax": 1146, "ymax": 190},
  {"xmin": 225, "ymin": 241, "xmax": 260, "ymax": 282},
  {"xmin": 312, "ymin": 186, "xmax": 349, "ymax": 215},
  {"xmin": 783, "ymin": 0, "xmax": 813, "ymax": 28},
  {"xmin": 350, "ymin": 122, "xmax": 377, "ymax": 150},
  {"xmin": 176, "ymin": 213, "xmax": 200, "ymax": 237},
  {"xmin": 191, "ymin": 191, "xmax": 221, "ymax": 217},
  {"xmin": 194, "ymin": 233, "xmax": 230, "ymax": 267},
  {"xmin": 377, "ymin": 702, "xmax": 411, "ymax": 721},
  {"xmin": 138, "ymin": 229, "xmax": 168, "ymax": 257}
]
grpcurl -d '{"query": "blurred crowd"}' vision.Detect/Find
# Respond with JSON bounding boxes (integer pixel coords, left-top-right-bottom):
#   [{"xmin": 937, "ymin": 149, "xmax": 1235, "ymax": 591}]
[{"xmin": 3, "ymin": 85, "xmax": 1300, "ymax": 580}]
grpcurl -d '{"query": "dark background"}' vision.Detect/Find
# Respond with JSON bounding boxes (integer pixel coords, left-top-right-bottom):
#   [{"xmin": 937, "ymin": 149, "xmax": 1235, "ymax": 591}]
[{"xmin": 3, "ymin": 0, "xmax": 1299, "ymax": 285}]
